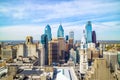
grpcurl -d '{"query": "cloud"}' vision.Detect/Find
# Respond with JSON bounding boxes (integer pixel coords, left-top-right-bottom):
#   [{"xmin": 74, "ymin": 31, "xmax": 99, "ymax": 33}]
[
  {"xmin": 0, "ymin": 0, "xmax": 120, "ymax": 40},
  {"xmin": 0, "ymin": 0, "xmax": 119, "ymax": 21}
]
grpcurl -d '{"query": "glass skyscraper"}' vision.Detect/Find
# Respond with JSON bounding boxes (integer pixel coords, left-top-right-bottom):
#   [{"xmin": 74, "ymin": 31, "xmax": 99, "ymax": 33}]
[
  {"xmin": 45, "ymin": 24, "xmax": 52, "ymax": 41},
  {"xmin": 85, "ymin": 21, "xmax": 92, "ymax": 43},
  {"xmin": 57, "ymin": 24, "xmax": 64, "ymax": 38},
  {"xmin": 92, "ymin": 31, "xmax": 96, "ymax": 43}
]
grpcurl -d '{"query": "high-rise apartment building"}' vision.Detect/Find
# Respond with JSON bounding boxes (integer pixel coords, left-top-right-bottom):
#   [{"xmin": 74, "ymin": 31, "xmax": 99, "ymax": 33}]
[
  {"xmin": 85, "ymin": 21, "xmax": 92, "ymax": 43},
  {"xmin": 57, "ymin": 24, "xmax": 64, "ymax": 38},
  {"xmin": 45, "ymin": 24, "xmax": 52, "ymax": 41}
]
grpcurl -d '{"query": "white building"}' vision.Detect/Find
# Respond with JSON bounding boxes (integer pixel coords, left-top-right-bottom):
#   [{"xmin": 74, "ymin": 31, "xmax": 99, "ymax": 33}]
[
  {"xmin": 17, "ymin": 36, "xmax": 38, "ymax": 58},
  {"xmin": 38, "ymin": 43, "xmax": 45, "ymax": 66},
  {"xmin": 79, "ymin": 30, "xmax": 88, "ymax": 74}
]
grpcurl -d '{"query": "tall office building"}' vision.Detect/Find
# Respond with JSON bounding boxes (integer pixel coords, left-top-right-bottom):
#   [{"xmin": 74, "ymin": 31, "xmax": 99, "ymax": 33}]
[
  {"xmin": 58, "ymin": 37, "xmax": 65, "ymax": 63},
  {"xmin": 57, "ymin": 24, "xmax": 64, "ymax": 38},
  {"xmin": 45, "ymin": 24, "xmax": 52, "ymax": 41},
  {"xmin": 69, "ymin": 39, "xmax": 74, "ymax": 50},
  {"xmin": 17, "ymin": 36, "xmax": 38, "ymax": 58},
  {"xmin": 85, "ymin": 21, "xmax": 92, "ymax": 43},
  {"xmin": 69, "ymin": 31, "xmax": 74, "ymax": 39},
  {"xmin": 38, "ymin": 44, "xmax": 45, "ymax": 66},
  {"xmin": 65, "ymin": 35, "xmax": 69, "ymax": 41},
  {"xmin": 48, "ymin": 39, "xmax": 59, "ymax": 65},
  {"xmin": 92, "ymin": 31, "xmax": 96, "ymax": 44},
  {"xmin": 41, "ymin": 34, "xmax": 48, "ymax": 65},
  {"xmin": 69, "ymin": 48, "xmax": 77, "ymax": 64},
  {"xmin": 79, "ymin": 30, "xmax": 88, "ymax": 74}
]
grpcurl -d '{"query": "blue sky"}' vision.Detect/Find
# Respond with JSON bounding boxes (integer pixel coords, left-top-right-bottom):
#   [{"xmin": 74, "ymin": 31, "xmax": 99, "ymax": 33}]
[{"xmin": 0, "ymin": 0, "xmax": 120, "ymax": 40}]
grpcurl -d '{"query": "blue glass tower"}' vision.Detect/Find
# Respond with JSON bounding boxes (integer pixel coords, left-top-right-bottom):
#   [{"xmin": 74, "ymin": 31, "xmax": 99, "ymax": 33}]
[
  {"xmin": 57, "ymin": 24, "xmax": 64, "ymax": 38},
  {"xmin": 45, "ymin": 24, "xmax": 52, "ymax": 41},
  {"xmin": 85, "ymin": 21, "xmax": 92, "ymax": 43}
]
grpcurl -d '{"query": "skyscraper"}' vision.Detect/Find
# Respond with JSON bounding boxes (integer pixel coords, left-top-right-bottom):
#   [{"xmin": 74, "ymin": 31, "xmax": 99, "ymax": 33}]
[
  {"xmin": 41, "ymin": 34, "xmax": 48, "ymax": 65},
  {"xmin": 85, "ymin": 21, "xmax": 92, "ymax": 43},
  {"xmin": 48, "ymin": 39, "xmax": 59, "ymax": 65},
  {"xmin": 65, "ymin": 35, "xmax": 69, "ymax": 41},
  {"xmin": 69, "ymin": 31, "xmax": 74, "ymax": 39},
  {"xmin": 58, "ymin": 37, "xmax": 65, "ymax": 63},
  {"xmin": 57, "ymin": 24, "xmax": 64, "ymax": 38},
  {"xmin": 92, "ymin": 31, "xmax": 96, "ymax": 43},
  {"xmin": 45, "ymin": 24, "xmax": 52, "ymax": 41}
]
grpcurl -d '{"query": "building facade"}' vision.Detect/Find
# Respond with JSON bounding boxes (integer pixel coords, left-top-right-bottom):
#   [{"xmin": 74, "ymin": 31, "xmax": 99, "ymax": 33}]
[
  {"xmin": 79, "ymin": 30, "xmax": 88, "ymax": 74},
  {"xmin": 92, "ymin": 31, "xmax": 96, "ymax": 44},
  {"xmin": 48, "ymin": 39, "xmax": 59, "ymax": 65},
  {"xmin": 57, "ymin": 24, "xmax": 64, "ymax": 38},
  {"xmin": 85, "ymin": 21, "xmax": 92, "ymax": 43},
  {"xmin": 69, "ymin": 31, "xmax": 74, "ymax": 39},
  {"xmin": 41, "ymin": 34, "xmax": 48, "ymax": 65},
  {"xmin": 45, "ymin": 24, "xmax": 52, "ymax": 41}
]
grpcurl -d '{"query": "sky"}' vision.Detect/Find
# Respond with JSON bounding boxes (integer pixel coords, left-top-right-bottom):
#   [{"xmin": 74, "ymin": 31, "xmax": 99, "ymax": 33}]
[{"xmin": 0, "ymin": 0, "xmax": 120, "ymax": 40}]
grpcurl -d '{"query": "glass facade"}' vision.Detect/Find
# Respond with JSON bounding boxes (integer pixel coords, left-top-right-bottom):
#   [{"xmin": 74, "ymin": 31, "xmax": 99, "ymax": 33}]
[
  {"xmin": 45, "ymin": 24, "xmax": 52, "ymax": 41},
  {"xmin": 92, "ymin": 31, "xmax": 96, "ymax": 43},
  {"xmin": 57, "ymin": 24, "xmax": 64, "ymax": 38},
  {"xmin": 41, "ymin": 34, "xmax": 48, "ymax": 44},
  {"xmin": 118, "ymin": 52, "xmax": 120, "ymax": 65},
  {"xmin": 85, "ymin": 21, "xmax": 92, "ymax": 43}
]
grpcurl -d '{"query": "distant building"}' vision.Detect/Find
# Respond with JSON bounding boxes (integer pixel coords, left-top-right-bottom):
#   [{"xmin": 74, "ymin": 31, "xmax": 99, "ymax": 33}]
[
  {"xmin": 118, "ymin": 52, "xmax": 120, "ymax": 66},
  {"xmin": 45, "ymin": 24, "xmax": 52, "ymax": 41},
  {"xmin": 48, "ymin": 39, "xmax": 59, "ymax": 65},
  {"xmin": 65, "ymin": 35, "xmax": 69, "ymax": 42},
  {"xmin": 38, "ymin": 44, "xmax": 45, "ymax": 66},
  {"xmin": 69, "ymin": 31, "xmax": 74, "ymax": 40},
  {"xmin": 41, "ymin": 34, "xmax": 48, "ymax": 65},
  {"xmin": 103, "ymin": 51, "xmax": 118, "ymax": 71},
  {"xmin": 85, "ymin": 58, "xmax": 112, "ymax": 80},
  {"xmin": 0, "ymin": 45, "xmax": 1, "ymax": 59},
  {"xmin": 79, "ymin": 30, "xmax": 88, "ymax": 75},
  {"xmin": 17, "ymin": 36, "xmax": 38, "ymax": 58},
  {"xmin": 92, "ymin": 31, "xmax": 96, "ymax": 44},
  {"xmin": 69, "ymin": 48, "xmax": 77, "ymax": 64},
  {"xmin": 69, "ymin": 39, "xmax": 74, "ymax": 50},
  {"xmin": 1, "ymin": 45, "xmax": 16, "ymax": 60},
  {"xmin": 85, "ymin": 21, "xmax": 92, "ymax": 43},
  {"xmin": 57, "ymin": 24, "xmax": 64, "ymax": 38},
  {"xmin": 58, "ymin": 37, "xmax": 66, "ymax": 63},
  {"xmin": 25, "ymin": 36, "xmax": 33, "ymax": 44},
  {"xmin": 0, "ymin": 60, "xmax": 6, "ymax": 67}
]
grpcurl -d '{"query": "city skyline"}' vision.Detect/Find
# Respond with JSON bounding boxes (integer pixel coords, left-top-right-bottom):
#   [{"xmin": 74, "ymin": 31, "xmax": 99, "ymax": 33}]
[{"xmin": 0, "ymin": 0, "xmax": 120, "ymax": 40}]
